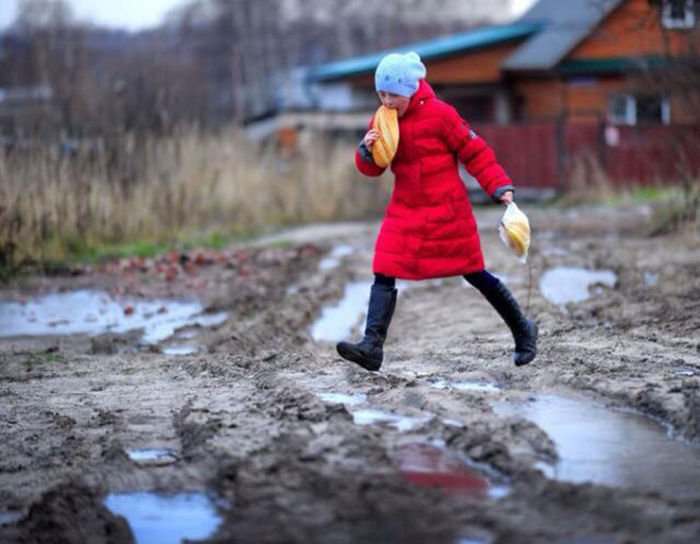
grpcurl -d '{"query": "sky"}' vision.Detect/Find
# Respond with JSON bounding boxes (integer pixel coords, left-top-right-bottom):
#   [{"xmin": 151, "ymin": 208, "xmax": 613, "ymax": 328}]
[
  {"xmin": 0, "ymin": 0, "xmax": 188, "ymax": 31},
  {"xmin": 0, "ymin": 0, "xmax": 539, "ymax": 31},
  {"xmin": 513, "ymin": 0, "xmax": 538, "ymax": 16}
]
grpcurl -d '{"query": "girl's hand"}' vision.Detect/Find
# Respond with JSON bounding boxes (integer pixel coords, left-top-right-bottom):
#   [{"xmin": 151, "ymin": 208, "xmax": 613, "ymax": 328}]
[
  {"xmin": 500, "ymin": 190, "xmax": 514, "ymax": 205},
  {"xmin": 363, "ymin": 129, "xmax": 379, "ymax": 148}
]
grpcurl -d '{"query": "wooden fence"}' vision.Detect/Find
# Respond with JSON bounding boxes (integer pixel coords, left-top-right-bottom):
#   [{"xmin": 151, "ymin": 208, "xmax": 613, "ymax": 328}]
[{"xmin": 474, "ymin": 120, "xmax": 700, "ymax": 190}]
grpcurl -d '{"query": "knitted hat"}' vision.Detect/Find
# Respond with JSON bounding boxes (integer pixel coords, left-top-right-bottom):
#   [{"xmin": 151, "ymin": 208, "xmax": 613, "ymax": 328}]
[{"xmin": 374, "ymin": 52, "xmax": 427, "ymax": 98}]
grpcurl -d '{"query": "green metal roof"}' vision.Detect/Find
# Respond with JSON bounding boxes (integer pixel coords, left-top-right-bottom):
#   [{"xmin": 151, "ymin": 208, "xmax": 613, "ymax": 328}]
[
  {"xmin": 308, "ymin": 21, "xmax": 543, "ymax": 82},
  {"xmin": 556, "ymin": 55, "xmax": 670, "ymax": 75}
]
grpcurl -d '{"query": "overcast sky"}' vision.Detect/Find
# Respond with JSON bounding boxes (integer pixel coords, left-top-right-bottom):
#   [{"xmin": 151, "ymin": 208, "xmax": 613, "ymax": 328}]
[
  {"xmin": 0, "ymin": 0, "xmax": 538, "ymax": 31},
  {"xmin": 0, "ymin": 0, "xmax": 188, "ymax": 30}
]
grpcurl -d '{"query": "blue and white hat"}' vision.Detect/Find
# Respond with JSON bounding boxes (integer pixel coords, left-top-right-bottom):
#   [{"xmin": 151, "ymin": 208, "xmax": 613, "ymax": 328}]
[{"xmin": 374, "ymin": 51, "xmax": 427, "ymax": 98}]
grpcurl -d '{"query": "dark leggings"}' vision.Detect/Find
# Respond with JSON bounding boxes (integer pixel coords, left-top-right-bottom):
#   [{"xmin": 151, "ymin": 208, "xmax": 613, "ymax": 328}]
[{"xmin": 374, "ymin": 270, "xmax": 500, "ymax": 292}]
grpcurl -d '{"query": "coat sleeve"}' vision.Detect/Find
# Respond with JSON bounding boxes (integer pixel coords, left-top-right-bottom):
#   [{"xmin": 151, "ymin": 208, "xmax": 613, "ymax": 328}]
[
  {"xmin": 354, "ymin": 116, "xmax": 387, "ymax": 178},
  {"xmin": 440, "ymin": 105, "xmax": 514, "ymax": 201}
]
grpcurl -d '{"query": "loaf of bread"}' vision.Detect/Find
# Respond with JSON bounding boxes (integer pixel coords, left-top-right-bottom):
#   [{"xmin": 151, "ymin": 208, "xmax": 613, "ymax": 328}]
[{"xmin": 371, "ymin": 106, "xmax": 399, "ymax": 167}]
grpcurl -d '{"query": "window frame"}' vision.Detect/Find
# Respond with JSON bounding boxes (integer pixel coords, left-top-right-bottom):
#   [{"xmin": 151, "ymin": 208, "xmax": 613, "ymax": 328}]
[
  {"xmin": 661, "ymin": 0, "xmax": 695, "ymax": 29},
  {"xmin": 607, "ymin": 93, "xmax": 671, "ymax": 125}
]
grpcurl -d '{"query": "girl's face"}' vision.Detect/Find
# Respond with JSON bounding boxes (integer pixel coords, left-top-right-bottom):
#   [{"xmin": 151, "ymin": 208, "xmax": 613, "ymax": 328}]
[{"xmin": 378, "ymin": 91, "xmax": 411, "ymax": 117}]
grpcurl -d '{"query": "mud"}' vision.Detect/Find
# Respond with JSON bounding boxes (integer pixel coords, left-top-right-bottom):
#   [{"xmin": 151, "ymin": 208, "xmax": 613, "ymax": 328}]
[{"xmin": 1, "ymin": 203, "xmax": 699, "ymax": 543}]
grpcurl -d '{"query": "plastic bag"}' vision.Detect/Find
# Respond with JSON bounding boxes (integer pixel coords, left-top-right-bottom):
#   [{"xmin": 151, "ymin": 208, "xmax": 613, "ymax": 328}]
[{"xmin": 499, "ymin": 202, "xmax": 531, "ymax": 263}]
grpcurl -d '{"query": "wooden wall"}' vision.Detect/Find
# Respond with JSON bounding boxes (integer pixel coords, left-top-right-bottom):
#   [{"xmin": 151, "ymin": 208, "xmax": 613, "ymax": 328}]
[
  {"xmin": 514, "ymin": 0, "xmax": 700, "ymax": 123},
  {"xmin": 348, "ymin": 41, "xmax": 523, "ymax": 88},
  {"xmin": 570, "ymin": 0, "xmax": 691, "ymax": 59},
  {"xmin": 514, "ymin": 76, "xmax": 629, "ymax": 121}
]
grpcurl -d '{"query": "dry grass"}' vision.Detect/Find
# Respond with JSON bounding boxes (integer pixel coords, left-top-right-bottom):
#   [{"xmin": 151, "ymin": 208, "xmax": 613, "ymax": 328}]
[
  {"xmin": 0, "ymin": 129, "xmax": 389, "ymax": 268},
  {"xmin": 558, "ymin": 151, "xmax": 617, "ymax": 205},
  {"xmin": 649, "ymin": 175, "xmax": 700, "ymax": 235},
  {"xmin": 556, "ymin": 152, "xmax": 699, "ymax": 234}
]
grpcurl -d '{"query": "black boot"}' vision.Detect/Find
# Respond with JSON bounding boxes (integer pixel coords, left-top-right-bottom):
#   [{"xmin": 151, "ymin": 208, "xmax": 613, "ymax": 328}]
[
  {"xmin": 336, "ymin": 283, "xmax": 397, "ymax": 371},
  {"xmin": 479, "ymin": 280, "xmax": 538, "ymax": 366}
]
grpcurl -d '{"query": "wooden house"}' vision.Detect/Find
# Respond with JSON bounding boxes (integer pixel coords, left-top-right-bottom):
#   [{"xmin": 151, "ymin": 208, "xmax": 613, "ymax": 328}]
[{"xmin": 300, "ymin": 0, "xmax": 700, "ymax": 188}]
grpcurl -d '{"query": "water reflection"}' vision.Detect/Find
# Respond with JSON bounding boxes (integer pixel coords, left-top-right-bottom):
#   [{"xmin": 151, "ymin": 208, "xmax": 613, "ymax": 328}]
[
  {"xmin": 0, "ymin": 511, "xmax": 24, "ymax": 525},
  {"xmin": 429, "ymin": 378, "xmax": 501, "ymax": 393},
  {"xmin": 317, "ymin": 392, "xmax": 367, "ymax": 406},
  {"xmin": 539, "ymin": 267, "xmax": 616, "ymax": 305},
  {"xmin": 311, "ymin": 281, "xmax": 372, "ymax": 343},
  {"xmin": 104, "ymin": 492, "xmax": 221, "ymax": 544},
  {"xmin": 352, "ymin": 408, "xmax": 433, "ymax": 432},
  {"xmin": 126, "ymin": 448, "xmax": 178, "ymax": 467},
  {"xmin": 396, "ymin": 443, "xmax": 509, "ymax": 500},
  {"xmin": 0, "ymin": 290, "xmax": 227, "ymax": 345},
  {"xmin": 493, "ymin": 395, "xmax": 700, "ymax": 499},
  {"xmin": 318, "ymin": 245, "xmax": 354, "ymax": 271}
]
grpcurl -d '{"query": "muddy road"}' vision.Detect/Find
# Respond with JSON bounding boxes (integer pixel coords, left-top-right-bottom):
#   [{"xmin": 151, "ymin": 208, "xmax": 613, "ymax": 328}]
[{"xmin": 1, "ymin": 203, "xmax": 699, "ymax": 544}]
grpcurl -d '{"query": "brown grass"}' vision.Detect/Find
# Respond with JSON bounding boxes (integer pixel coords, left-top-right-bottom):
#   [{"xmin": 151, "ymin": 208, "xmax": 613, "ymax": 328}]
[
  {"xmin": 558, "ymin": 151, "xmax": 617, "ymax": 205},
  {"xmin": 0, "ymin": 129, "xmax": 390, "ymax": 267}
]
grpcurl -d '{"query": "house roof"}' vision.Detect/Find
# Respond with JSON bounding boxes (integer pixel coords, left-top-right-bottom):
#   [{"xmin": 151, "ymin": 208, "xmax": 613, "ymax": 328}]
[
  {"xmin": 308, "ymin": 21, "xmax": 542, "ymax": 82},
  {"xmin": 556, "ymin": 55, "xmax": 669, "ymax": 75},
  {"xmin": 309, "ymin": 0, "xmax": 629, "ymax": 83},
  {"xmin": 503, "ymin": 0, "xmax": 624, "ymax": 71}
]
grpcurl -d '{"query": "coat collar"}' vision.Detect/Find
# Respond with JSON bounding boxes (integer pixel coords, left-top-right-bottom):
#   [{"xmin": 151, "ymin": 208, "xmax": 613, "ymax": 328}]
[{"xmin": 403, "ymin": 79, "xmax": 435, "ymax": 117}]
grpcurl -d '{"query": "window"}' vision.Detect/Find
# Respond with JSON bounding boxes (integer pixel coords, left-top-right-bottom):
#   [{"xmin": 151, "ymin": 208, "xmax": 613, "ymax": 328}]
[
  {"xmin": 662, "ymin": 0, "xmax": 695, "ymax": 29},
  {"xmin": 609, "ymin": 94, "xmax": 635, "ymax": 125},
  {"xmin": 608, "ymin": 94, "xmax": 671, "ymax": 125}
]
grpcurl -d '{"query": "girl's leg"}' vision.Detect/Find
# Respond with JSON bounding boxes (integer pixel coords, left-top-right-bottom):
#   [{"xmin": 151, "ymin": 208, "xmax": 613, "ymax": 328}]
[
  {"xmin": 463, "ymin": 269, "xmax": 500, "ymax": 292},
  {"xmin": 373, "ymin": 273, "xmax": 396, "ymax": 288},
  {"xmin": 336, "ymin": 274, "xmax": 397, "ymax": 371},
  {"xmin": 464, "ymin": 270, "xmax": 538, "ymax": 366}
]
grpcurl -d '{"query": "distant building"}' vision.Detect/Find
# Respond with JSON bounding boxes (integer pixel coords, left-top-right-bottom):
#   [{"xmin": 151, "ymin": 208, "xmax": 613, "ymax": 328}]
[
  {"xmin": 306, "ymin": 0, "xmax": 700, "ymax": 126},
  {"xmin": 265, "ymin": 0, "xmax": 700, "ymax": 189}
]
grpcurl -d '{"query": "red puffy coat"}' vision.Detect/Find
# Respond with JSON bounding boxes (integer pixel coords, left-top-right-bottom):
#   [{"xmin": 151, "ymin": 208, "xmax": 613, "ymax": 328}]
[{"xmin": 355, "ymin": 80, "xmax": 513, "ymax": 280}]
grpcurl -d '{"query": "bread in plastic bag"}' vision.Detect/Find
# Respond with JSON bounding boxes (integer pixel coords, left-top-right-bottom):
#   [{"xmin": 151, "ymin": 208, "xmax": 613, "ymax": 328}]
[{"xmin": 499, "ymin": 202, "xmax": 531, "ymax": 263}]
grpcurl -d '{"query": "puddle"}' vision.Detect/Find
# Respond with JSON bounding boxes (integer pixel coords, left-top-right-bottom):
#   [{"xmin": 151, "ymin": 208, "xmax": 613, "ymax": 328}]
[
  {"xmin": 442, "ymin": 418, "xmax": 464, "ymax": 428},
  {"xmin": 104, "ymin": 492, "xmax": 221, "ymax": 544},
  {"xmin": 0, "ymin": 290, "xmax": 227, "ymax": 345},
  {"xmin": 352, "ymin": 408, "xmax": 433, "ymax": 432},
  {"xmin": 541, "ymin": 246, "xmax": 569, "ymax": 257},
  {"xmin": 539, "ymin": 267, "xmax": 616, "ymax": 305},
  {"xmin": 318, "ymin": 245, "xmax": 354, "ymax": 270},
  {"xmin": 396, "ymin": 443, "xmax": 509, "ymax": 500},
  {"xmin": 429, "ymin": 378, "xmax": 501, "ymax": 393},
  {"xmin": 174, "ymin": 329, "xmax": 198, "ymax": 340},
  {"xmin": 317, "ymin": 392, "xmax": 367, "ymax": 406},
  {"xmin": 643, "ymin": 272, "xmax": 659, "ymax": 286},
  {"xmin": 493, "ymin": 395, "xmax": 700, "ymax": 499},
  {"xmin": 286, "ymin": 284, "xmax": 300, "ymax": 295},
  {"xmin": 0, "ymin": 511, "xmax": 24, "ymax": 525},
  {"xmin": 673, "ymin": 368, "xmax": 697, "ymax": 377},
  {"xmin": 311, "ymin": 281, "xmax": 372, "ymax": 343},
  {"xmin": 126, "ymin": 448, "xmax": 178, "ymax": 467},
  {"xmin": 162, "ymin": 345, "xmax": 199, "ymax": 356}
]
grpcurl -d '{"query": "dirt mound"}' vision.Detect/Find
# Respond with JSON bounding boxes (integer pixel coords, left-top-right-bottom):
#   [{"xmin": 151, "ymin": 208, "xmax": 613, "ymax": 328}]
[{"xmin": 0, "ymin": 482, "xmax": 133, "ymax": 544}]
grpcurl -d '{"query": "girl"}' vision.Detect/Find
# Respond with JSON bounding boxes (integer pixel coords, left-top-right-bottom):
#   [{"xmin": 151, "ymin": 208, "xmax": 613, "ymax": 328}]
[{"xmin": 336, "ymin": 51, "xmax": 538, "ymax": 371}]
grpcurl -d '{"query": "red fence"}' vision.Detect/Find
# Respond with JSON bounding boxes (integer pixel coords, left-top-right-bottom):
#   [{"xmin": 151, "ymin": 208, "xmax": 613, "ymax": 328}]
[{"xmin": 474, "ymin": 121, "xmax": 700, "ymax": 190}]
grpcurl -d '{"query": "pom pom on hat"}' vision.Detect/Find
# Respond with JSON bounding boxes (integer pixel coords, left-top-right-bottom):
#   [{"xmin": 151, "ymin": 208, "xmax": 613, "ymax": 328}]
[{"xmin": 374, "ymin": 51, "xmax": 427, "ymax": 98}]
